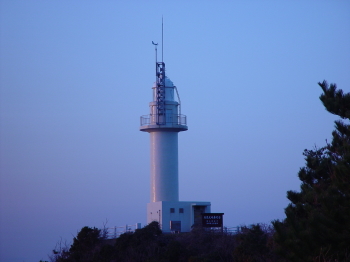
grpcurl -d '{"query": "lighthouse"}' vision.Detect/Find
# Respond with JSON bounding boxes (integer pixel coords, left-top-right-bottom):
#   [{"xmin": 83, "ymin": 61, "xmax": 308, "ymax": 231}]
[{"xmin": 140, "ymin": 48, "xmax": 211, "ymax": 233}]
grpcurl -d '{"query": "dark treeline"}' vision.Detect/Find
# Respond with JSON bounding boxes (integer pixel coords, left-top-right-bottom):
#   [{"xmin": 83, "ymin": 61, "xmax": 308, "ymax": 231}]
[
  {"xmin": 49, "ymin": 222, "xmax": 278, "ymax": 262},
  {"xmin": 46, "ymin": 81, "xmax": 350, "ymax": 262}
]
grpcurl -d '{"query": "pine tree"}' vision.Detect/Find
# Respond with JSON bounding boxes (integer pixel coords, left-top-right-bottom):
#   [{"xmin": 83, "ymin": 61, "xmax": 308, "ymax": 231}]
[
  {"xmin": 273, "ymin": 81, "xmax": 350, "ymax": 262},
  {"xmin": 51, "ymin": 226, "xmax": 104, "ymax": 262}
]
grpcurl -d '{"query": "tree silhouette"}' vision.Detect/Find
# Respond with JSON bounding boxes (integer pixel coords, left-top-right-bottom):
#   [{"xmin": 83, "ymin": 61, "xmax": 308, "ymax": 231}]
[{"xmin": 273, "ymin": 81, "xmax": 350, "ymax": 261}]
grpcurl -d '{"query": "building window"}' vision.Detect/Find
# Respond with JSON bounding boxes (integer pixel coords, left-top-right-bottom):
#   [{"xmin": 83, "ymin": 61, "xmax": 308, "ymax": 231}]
[
  {"xmin": 170, "ymin": 208, "xmax": 175, "ymax": 213},
  {"xmin": 179, "ymin": 208, "xmax": 184, "ymax": 213}
]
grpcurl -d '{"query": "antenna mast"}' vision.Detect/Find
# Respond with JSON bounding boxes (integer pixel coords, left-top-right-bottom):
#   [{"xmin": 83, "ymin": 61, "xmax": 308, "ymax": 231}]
[
  {"xmin": 151, "ymin": 19, "xmax": 166, "ymax": 126},
  {"xmin": 152, "ymin": 41, "xmax": 158, "ymax": 63}
]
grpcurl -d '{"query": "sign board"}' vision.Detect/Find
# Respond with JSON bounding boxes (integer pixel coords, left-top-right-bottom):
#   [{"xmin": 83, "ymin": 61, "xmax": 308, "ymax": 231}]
[{"xmin": 202, "ymin": 213, "xmax": 224, "ymax": 227}]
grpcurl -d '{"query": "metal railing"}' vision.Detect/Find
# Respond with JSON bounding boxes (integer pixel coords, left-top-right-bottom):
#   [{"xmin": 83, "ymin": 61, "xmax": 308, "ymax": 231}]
[
  {"xmin": 106, "ymin": 223, "xmax": 142, "ymax": 239},
  {"xmin": 224, "ymin": 226, "xmax": 241, "ymax": 234},
  {"xmin": 140, "ymin": 114, "xmax": 187, "ymax": 126}
]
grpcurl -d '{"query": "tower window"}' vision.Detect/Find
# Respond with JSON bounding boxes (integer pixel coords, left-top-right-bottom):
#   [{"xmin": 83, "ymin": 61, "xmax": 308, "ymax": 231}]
[
  {"xmin": 179, "ymin": 208, "xmax": 184, "ymax": 213},
  {"xmin": 170, "ymin": 208, "xmax": 175, "ymax": 213}
]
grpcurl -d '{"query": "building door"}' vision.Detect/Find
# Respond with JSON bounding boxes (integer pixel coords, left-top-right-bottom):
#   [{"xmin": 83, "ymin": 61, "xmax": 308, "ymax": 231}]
[{"xmin": 193, "ymin": 206, "xmax": 206, "ymax": 227}]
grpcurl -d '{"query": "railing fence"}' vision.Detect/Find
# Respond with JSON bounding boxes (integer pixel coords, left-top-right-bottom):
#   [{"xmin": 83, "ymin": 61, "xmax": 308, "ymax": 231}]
[
  {"xmin": 106, "ymin": 223, "xmax": 142, "ymax": 239},
  {"xmin": 105, "ymin": 225, "xmax": 255, "ymax": 239},
  {"xmin": 140, "ymin": 114, "xmax": 187, "ymax": 126}
]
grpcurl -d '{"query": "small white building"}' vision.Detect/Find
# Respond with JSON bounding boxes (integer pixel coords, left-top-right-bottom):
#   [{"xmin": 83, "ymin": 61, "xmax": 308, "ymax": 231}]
[
  {"xmin": 140, "ymin": 60, "xmax": 211, "ymax": 233},
  {"xmin": 147, "ymin": 201, "xmax": 211, "ymax": 233}
]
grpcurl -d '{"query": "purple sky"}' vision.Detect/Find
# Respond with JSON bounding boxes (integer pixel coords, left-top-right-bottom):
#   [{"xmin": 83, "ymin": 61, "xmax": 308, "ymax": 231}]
[{"xmin": 1, "ymin": 1, "xmax": 349, "ymax": 261}]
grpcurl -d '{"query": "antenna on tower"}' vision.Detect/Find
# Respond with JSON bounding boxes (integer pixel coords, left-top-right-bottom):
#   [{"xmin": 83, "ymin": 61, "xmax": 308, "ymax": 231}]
[
  {"xmin": 152, "ymin": 41, "xmax": 158, "ymax": 63},
  {"xmin": 151, "ymin": 18, "xmax": 166, "ymax": 126}
]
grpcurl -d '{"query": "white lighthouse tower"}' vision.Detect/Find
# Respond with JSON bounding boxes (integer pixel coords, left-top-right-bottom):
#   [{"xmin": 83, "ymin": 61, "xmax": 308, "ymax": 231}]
[{"xmin": 140, "ymin": 45, "xmax": 211, "ymax": 233}]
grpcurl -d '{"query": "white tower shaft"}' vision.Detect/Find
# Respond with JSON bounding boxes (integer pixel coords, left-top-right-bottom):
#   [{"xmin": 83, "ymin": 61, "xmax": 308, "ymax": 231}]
[{"xmin": 150, "ymin": 131, "xmax": 179, "ymax": 202}]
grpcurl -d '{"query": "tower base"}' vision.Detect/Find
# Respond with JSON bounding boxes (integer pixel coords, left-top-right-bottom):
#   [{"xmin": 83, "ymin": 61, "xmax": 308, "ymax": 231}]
[{"xmin": 147, "ymin": 201, "xmax": 211, "ymax": 233}]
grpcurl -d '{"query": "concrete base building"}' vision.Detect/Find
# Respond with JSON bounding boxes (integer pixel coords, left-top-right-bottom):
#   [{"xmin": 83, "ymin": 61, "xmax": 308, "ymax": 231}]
[{"xmin": 147, "ymin": 201, "xmax": 211, "ymax": 233}]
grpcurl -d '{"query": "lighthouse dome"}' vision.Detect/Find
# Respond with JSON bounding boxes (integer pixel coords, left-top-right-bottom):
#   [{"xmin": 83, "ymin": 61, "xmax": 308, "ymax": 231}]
[
  {"xmin": 152, "ymin": 77, "xmax": 174, "ymax": 88},
  {"xmin": 165, "ymin": 77, "xmax": 174, "ymax": 87}
]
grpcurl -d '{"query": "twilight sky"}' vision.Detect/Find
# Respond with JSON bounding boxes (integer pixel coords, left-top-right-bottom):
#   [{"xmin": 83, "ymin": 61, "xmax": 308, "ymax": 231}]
[{"xmin": 1, "ymin": 1, "xmax": 349, "ymax": 261}]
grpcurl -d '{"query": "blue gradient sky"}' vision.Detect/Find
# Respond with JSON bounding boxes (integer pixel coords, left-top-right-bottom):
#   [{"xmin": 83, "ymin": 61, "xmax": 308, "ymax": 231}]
[{"xmin": 1, "ymin": 1, "xmax": 349, "ymax": 261}]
